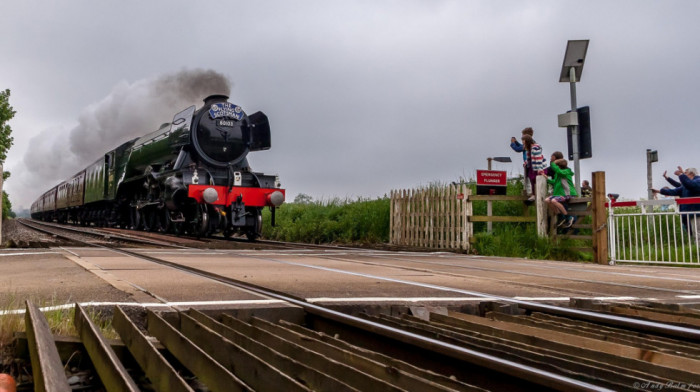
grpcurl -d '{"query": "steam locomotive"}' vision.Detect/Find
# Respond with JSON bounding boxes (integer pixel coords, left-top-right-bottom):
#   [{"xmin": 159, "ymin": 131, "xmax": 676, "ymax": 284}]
[{"xmin": 30, "ymin": 95, "xmax": 285, "ymax": 240}]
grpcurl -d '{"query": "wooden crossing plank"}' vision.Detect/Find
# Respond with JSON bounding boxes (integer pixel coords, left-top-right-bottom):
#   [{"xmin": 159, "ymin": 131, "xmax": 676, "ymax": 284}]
[
  {"xmin": 146, "ymin": 310, "xmax": 251, "ymax": 392},
  {"xmin": 248, "ymin": 316, "xmax": 457, "ymax": 392},
  {"xmin": 178, "ymin": 312, "xmax": 311, "ymax": 392},
  {"xmin": 111, "ymin": 306, "xmax": 194, "ymax": 392},
  {"xmin": 24, "ymin": 301, "xmax": 71, "ymax": 392},
  {"xmin": 73, "ymin": 304, "xmax": 139, "ymax": 392}
]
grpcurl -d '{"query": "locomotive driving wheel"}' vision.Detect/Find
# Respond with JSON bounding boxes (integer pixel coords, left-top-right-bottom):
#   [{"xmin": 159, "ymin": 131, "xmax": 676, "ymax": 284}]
[
  {"xmin": 245, "ymin": 208, "xmax": 262, "ymax": 241},
  {"xmin": 191, "ymin": 204, "xmax": 209, "ymax": 238}
]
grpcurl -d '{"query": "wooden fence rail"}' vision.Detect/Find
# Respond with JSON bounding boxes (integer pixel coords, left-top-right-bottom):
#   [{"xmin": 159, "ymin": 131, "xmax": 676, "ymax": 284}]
[{"xmin": 390, "ymin": 185, "xmax": 472, "ymax": 251}]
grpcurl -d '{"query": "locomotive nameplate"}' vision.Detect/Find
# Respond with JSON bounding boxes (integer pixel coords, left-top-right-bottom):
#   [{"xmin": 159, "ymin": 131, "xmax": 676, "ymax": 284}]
[
  {"xmin": 217, "ymin": 119, "xmax": 237, "ymax": 127},
  {"xmin": 209, "ymin": 102, "xmax": 244, "ymax": 120}
]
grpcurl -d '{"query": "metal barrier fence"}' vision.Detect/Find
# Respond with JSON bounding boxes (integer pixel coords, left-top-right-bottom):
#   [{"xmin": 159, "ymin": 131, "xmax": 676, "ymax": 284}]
[{"xmin": 608, "ymin": 198, "xmax": 700, "ymax": 265}]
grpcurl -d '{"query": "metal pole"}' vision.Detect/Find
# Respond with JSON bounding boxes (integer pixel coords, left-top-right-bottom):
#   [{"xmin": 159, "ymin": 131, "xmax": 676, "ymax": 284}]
[
  {"xmin": 487, "ymin": 158, "xmax": 493, "ymax": 170},
  {"xmin": 569, "ymin": 67, "xmax": 581, "ymax": 195},
  {"xmin": 646, "ymin": 149, "xmax": 653, "ymax": 201}
]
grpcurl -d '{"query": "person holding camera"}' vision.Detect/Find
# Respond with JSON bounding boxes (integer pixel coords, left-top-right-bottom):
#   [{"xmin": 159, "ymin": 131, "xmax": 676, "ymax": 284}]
[{"xmin": 652, "ymin": 166, "xmax": 700, "ymax": 240}]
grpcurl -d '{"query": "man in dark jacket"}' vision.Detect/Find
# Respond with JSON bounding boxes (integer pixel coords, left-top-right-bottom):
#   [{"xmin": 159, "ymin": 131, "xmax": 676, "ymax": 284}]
[{"xmin": 652, "ymin": 166, "xmax": 700, "ymax": 240}]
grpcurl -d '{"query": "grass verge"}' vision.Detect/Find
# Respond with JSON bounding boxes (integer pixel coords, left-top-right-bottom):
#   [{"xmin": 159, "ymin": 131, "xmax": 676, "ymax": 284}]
[{"xmin": 0, "ymin": 294, "xmax": 117, "ymax": 348}]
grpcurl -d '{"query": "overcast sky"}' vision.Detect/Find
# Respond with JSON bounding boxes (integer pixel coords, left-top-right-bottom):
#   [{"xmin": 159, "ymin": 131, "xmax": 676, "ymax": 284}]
[{"xmin": 2, "ymin": 1, "xmax": 699, "ymax": 211}]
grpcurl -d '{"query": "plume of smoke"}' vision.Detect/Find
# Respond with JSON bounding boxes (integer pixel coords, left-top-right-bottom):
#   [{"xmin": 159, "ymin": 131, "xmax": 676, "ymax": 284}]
[{"xmin": 21, "ymin": 68, "xmax": 231, "ymax": 203}]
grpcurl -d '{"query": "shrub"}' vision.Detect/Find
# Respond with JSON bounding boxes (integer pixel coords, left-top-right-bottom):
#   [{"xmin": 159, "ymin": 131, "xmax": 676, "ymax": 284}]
[{"xmin": 262, "ymin": 197, "xmax": 390, "ymax": 244}]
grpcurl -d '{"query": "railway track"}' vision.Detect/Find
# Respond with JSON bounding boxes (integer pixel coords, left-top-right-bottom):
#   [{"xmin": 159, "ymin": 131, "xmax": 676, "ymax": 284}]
[
  {"xmin": 16, "ymin": 295, "xmax": 700, "ymax": 391},
  {"xmin": 9, "ymin": 221, "xmax": 700, "ymax": 390},
  {"xmin": 20, "ymin": 218, "xmax": 357, "ymax": 251},
  {"xmin": 17, "ymin": 218, "xmax": 191, "ymax": 249}
]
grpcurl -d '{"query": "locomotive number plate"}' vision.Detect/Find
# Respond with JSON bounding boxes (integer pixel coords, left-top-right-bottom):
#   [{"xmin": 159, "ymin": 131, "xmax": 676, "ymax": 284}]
[{"xmin": 217, "ymin": 119, "xmax": 237, "ymax": 127}]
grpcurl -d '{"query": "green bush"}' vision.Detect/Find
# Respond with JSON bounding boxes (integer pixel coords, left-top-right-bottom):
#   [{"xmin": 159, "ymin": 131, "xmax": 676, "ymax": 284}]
[
  {"xmin": 471, "ymin": 225, "xmax": 591, "ymax": 261},
  {"xmin": 262, "ymin": 197, "xmax": 390, "ymax": 244}
]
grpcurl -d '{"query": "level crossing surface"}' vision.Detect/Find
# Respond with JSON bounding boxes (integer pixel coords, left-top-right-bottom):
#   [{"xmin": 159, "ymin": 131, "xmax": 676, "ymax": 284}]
[{"xmin": 2, "ymin": 247, "xmax": 700, "ymax": 311}]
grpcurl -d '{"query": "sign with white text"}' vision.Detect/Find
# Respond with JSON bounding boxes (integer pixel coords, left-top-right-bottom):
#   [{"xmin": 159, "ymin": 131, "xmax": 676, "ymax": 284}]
[{"xmin": 476, "ymin": 170, "xmax": 507, "ymax": 195}]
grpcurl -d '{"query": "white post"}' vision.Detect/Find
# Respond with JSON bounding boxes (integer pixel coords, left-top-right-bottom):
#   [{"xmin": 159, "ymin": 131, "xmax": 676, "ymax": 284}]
[
  {"xmin": 0, "ymin": 163, "xmax": 4, "ymax": 242},
  {"xmin": 487, "ymin": 200, "xmax": 493, "ymax": 233},
  {"xmin": 464, "ymin": 187, "xmax": 473, "ymax": 252},
  {"xmin": 646, "ymin": 149, "xmax": 655, "ymax": 214},
  {"xmin": 536, "ymin": 175, "xmax": 548, "ymax": 237}
]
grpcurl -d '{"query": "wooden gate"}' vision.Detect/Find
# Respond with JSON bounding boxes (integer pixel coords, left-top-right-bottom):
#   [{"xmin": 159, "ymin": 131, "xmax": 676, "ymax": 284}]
[{"xmin": 390, "ymin": 185, "xmax": 472, "ymax": 250}]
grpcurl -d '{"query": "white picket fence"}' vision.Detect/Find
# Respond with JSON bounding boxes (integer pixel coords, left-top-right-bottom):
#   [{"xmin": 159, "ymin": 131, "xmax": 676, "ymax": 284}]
[{"xmin": 608, "ymin": 198, "xmax": 700, "ymax": 265}]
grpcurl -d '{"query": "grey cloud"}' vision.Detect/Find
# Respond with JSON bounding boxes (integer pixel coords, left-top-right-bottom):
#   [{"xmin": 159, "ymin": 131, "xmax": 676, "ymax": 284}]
[
  {"xmin": 17, "ymin": 69, "xmax": 231, "ymax": 203},
  {"xmin": 3, "ymin": 1, "xmax": 700, "ymax": 210}
]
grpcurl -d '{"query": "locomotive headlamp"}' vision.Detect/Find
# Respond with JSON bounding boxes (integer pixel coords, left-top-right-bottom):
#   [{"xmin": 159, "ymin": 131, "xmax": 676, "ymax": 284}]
[
  {"xmin": 267, "ymin": 191, "xmax": 285, "ymax": 207},
  {"xmin": 203, "ymin": 187, "xmax": 219, "ymax": 204}
]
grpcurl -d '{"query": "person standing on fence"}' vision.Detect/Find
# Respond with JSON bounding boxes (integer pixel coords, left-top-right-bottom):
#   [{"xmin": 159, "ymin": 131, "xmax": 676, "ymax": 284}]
[
  {"xmin": 544, "ymin": 158, "xmax": 578, "ymax": 228},
  {"xmin": 519, "ymin": 134, "xmax": 546, "ymax": 201},
  {"xmin": 652, "ymin": 166, "xmax": 700, "ymax": 240},
  {"xmin": 510, "ymin": 128, "xmax": 545, "ymax": 199},
  {"xmin": 510, "ymin": 127, "xmax": 534, "ymax": 161}
]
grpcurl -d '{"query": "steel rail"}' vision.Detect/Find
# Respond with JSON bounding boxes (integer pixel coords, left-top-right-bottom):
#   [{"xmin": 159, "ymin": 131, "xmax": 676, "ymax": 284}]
[
  {"xmin": 251, "ymin": 255, "xmax": 700, "ymax": 342},
  {"xmin": 19, "ymin": 219, "xmax": 190, "ymax": 248}
]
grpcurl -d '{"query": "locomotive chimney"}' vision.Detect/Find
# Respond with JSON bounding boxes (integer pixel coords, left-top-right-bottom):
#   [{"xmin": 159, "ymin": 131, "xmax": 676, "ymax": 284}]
[{"xmin": 203, "ymin": 94, "xmax": 229, "ymax": 105}]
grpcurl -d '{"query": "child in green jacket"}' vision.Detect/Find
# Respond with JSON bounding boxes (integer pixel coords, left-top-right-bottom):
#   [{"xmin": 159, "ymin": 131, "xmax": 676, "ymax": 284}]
[{"xmin": 545, "ymin": 157, "xmax": 578, "ymax": 228}]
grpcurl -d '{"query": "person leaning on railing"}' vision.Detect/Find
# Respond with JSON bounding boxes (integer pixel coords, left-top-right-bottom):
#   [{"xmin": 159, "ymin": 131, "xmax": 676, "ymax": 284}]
[{"xmin": 651, "ymin": 166, "xmax": 700, "ymax": 240}]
